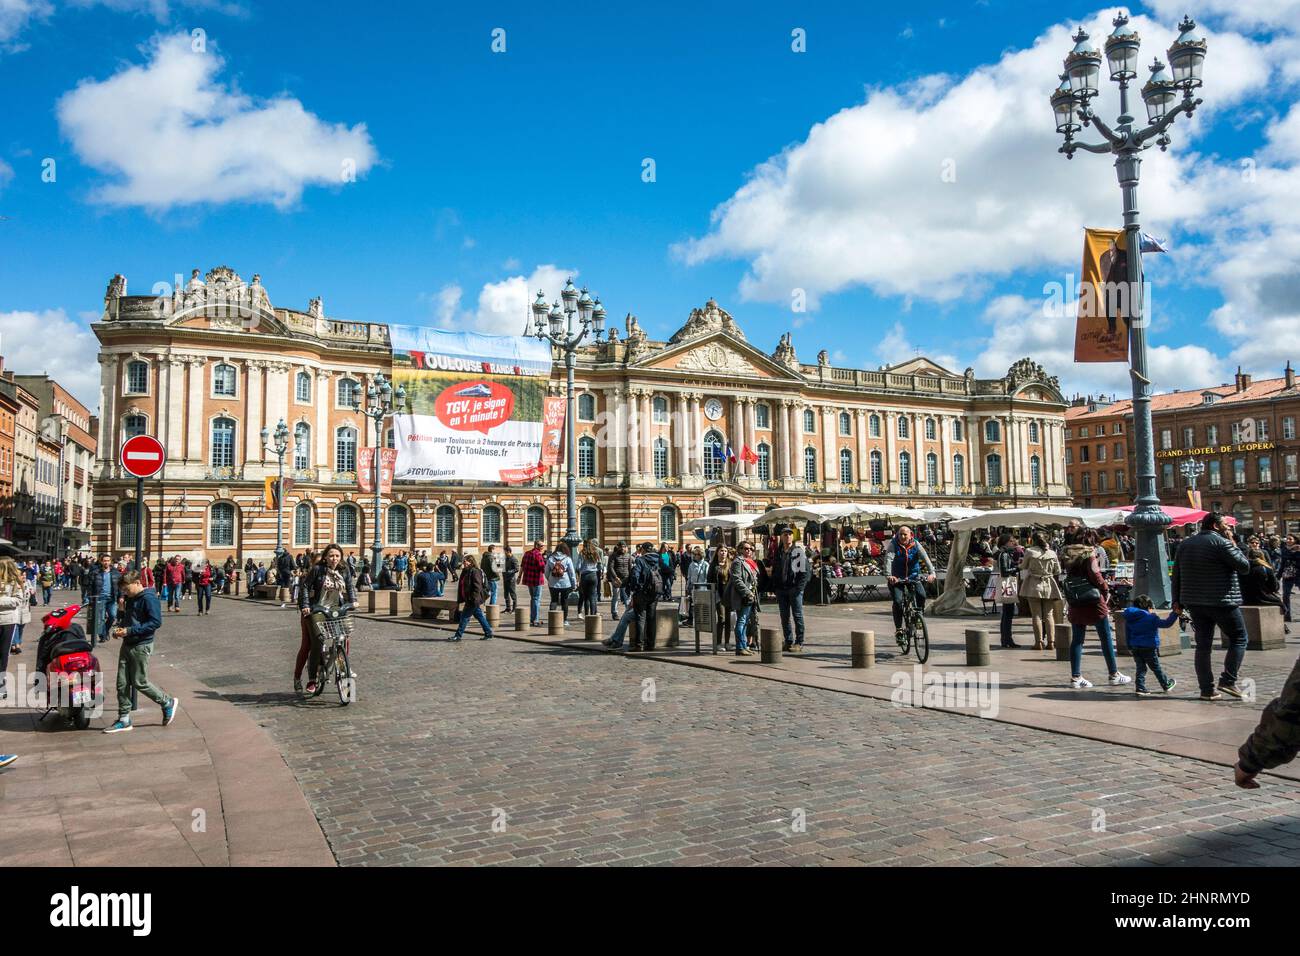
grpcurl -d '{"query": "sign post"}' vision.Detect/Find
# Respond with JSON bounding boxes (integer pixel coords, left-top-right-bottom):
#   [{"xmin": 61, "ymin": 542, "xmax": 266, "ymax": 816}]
[{"xmin": 120, "ymin": 435, "xmax": 166, "ymax": 572}]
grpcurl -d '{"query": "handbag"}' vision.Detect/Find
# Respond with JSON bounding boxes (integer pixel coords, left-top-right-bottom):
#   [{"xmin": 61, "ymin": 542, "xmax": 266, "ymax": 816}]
[
  {"xmin": 996, "ymin": 574, "xmax": 1020, "ymax": 604},
  {"xmin": 1062, "ymin": 574, "xmax": 1101, "ymax": 606}
]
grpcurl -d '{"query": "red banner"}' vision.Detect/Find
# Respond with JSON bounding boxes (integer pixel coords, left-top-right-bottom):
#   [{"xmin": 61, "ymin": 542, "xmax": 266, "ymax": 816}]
[
  {"xmin": 358, "ymin": 447, "xmax": 398, "ymax": 494},
  {"xmin": 499, "ymin": 396, "xmax": 566, "ymax": 484}
]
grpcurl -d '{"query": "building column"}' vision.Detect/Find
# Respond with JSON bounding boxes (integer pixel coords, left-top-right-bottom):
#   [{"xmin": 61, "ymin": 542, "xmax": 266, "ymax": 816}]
[
  {"xmin": 640, "ymin": 390, "xmax": 653, "ymax": 479},
  {"xmin": 677, "ymin": 392, "xmax": 690, "ymax": 477},
  {"xmin": 912, "ymin": 413, "xmax": 924, "ymax": 492},
  {"xmin": 884, "ymin": 411, "xmax": 898, "ymax": 493},
  {"xmin": 966, "ymin": 417, "xmax": 980, "ymax": 490},
  {"xmin": 854, "ymin": 410, "xmax": 867, "ymax": 491},
  {"xmin": 164, "ymin": 358, "xmax": 185, "ymax": 465},
  {"xmin": 315, "ymin": 371, "xmax": 331, "ymax": 474},
  {"xmin": 606, "ymin": 387, "xmax": 624, "ymax": 479},
  {"xmin": 689, "ymin": 393, "xmax": 703, "ymax": 478},
  {"xmin": 789, "ymin": 402, "xmax": 803, "ymax": 480},
  {"xmin": 744, "ymin": 398, "xmax": 757, "ymax": 474},
  {"xmin": 732, "ymin": 397, "xmax": 747, "ymax": 476},
  {"xmin": 185, "ymin": 357, "xmax": 207, "ymax": 464},
  {"xmin": 265, "ymin": 362, "xmax": 290, "ymax": 437},
  {"xmin": 97, "ymin": 355, "xmax": 118, "ymax": 471},
  {"xmin": 774, "ymin": 399, "xmax": 789, "ymax": 480},
  {"xmin": 938, "ymin": 414, "xmax": 952, "ymax": 492},
  {"xmin": 821, "ymin": 407, "xmax": 836, "ymax": 487},
  {"xmin": 245, "ymin": 360, "xmax": 265, "ymax": 465}
]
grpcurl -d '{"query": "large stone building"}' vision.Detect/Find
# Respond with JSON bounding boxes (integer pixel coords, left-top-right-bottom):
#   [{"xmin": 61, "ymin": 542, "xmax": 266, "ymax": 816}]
[
  {"xmin": 0, "ymin": 369, "xmax": 42, "ymax": 551},
  {"xmin": 16, "ymin": 374, "xmax": 98, "ymax": 555},
  {"xmin": 93, "ymin": 267, "xmax": 1072, "ymax": 563},
  {"xmin": 1064, "ymin": 364, "xmax": 1300, "ymax": 536}
]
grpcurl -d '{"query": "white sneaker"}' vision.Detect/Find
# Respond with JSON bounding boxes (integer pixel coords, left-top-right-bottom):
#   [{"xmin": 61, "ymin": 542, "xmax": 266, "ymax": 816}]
[
  {"xmin": 1109, "ymin": 672, "xmax": 1132, "ymax": 685},
  {"xmin": 1070, "ymin": 676, "xmax": 1093, "ymax": 689}
]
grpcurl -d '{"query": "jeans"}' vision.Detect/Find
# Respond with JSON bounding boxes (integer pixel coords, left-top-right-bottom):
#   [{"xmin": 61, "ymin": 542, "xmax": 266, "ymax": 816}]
[
  {"xmin": 0, "ymin": 623, "xmax": 12, "ymax": 695},
  {"xmin": 549, "ymin": 587, "xmax": 573, "ymax": 621},
  {"xmin": 453, "ymin": 605, "xmax": 493, "ymax": 639},
  {"xmin": 197, "ymin": 584, "xmax": 212, "ymax": 613},
  {"xmin": 714, "ymin": 601, "xmax": 732, "ymax": 646},
  {"xmin": 502, "ymin": 576, "xmax": 516, "ymax": 611},
  {"xmin": 167, "ymin": 586, "xmax": 180, "ymax": 611},
  {"xmin": 610, "ymin": 583, "xmax": 628, "ymax": 618},
  {"xmin": 11, "ymin": 622, "xmax": 23, "ymax": 649},
  {"xmin": 116, "ymin": 642, "xmax": 170, "ymax": 719},
  {"xmin": 1131, "ymin": 646, "xmax": 1171, "ymax": 692},
  {"xmin": 776, "ymin": 588, "xmax": 805, "ymax": 646},
  {"xmin": 661, "ymin": 575, "xmax": 674, "ymax": 601},
  {"xmin": 487, "ymin": 579, "xmax": 498, "ymax": 606},
  {"xmin": 734, "ymin": 604, "xmax": 755, "ymax": 651},
  {"xmin": 1188, "ymin": 605, "xmax": 1248, "ymax": 695},
  {"xmin": 528, "ymin": 585, "xmax": 543, "ymax": 624},
  {"xmin": 1283, "ymin": 577, "xmax": 1295, "ymax": 622},
  {"xmin": 93, "ymin": 596, "xmax": 114, "ymax": 641},
  {"xmin": 607, "ymin": 600, "xmax": 657, "ymax": 649},
  {"xmin": 999, "ymin": 601, "xmax": 1016, "ymax": 646},
  {"xmin": 432, "ymin": 572, "xmax": 446, "ymax": 596},
  {"xmin": 889, "ymin": 580, "xmax": 926, "ymax": 630},
  {"xmin": 1070, "ymin": 617, "xmax": 1119, "ymax": 678},
  {"xmin": 579, "ymin": 574, "xmax": 600, "ymax": 617},
  {"xmin": 42, "ymin": 586, "xmax": 52, "ymax": 605}
]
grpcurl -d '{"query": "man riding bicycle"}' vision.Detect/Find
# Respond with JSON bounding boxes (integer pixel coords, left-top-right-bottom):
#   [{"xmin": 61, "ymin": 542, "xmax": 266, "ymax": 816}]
[{"xmin": 886, "ymin": 525, "xmax": 936, "ymax": 642}]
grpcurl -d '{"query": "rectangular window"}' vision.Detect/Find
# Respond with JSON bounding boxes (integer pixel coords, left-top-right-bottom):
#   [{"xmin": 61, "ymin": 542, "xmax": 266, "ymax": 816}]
[
  {"xmin": 1080, "ymin": 472, "xmax": 1091, "ymax": 494},
  {"xmin": 1286, "ymin": 454, "xmax": 1298, "ymax": 483},
  {"xmin": 757, "ymin": 445, "xmax": 770, "ymax": 482},
  {"xmin": 1160, "ymin": 429, "xmax": 1172, "ymax": 450},
  {"xmin": 295, "ymin": 374, "xmax": 311, "ymax": 402},
  {"xmin": 1079, "ymin": 427, "xmax": 1088, "ymax": 439},
  {"xmin": 1097, "ymin": 471, "xmax": 1107, "ymax": 493},
  {"xmin": 1115, "ymin": 470, "xmax": 1125, "ymax": 491},
  {"xmin": 1097, "ymin": 444, "xmax": 1106, "ymax": 461},
  {"xmin": 1113, "ymin": 422, "xmax": 1123, "ymax": 434},
  {"xmin": 1162, "ymin": 462, "xmax": 1175, "ymax": 490},
  {"xmin": 1183, "ymin": 427, "xmax": 1195, "ymax": 448},
  {"xmin": 1064, "ymin": 448, "xmax": 1073, "ymax": 465},
  {"xmin": 526, "ymin": 509, "xmax": 546, "ymax": 542},
  {"xmin": 952, "ymin": 456, "xmax": 964, "ymax": 487},
  {"xmin": 1208, "ymin": 460, "xmax": 1222, "ymax": 488},
  {"xmin": 755, "ymin": 404, "xmax": 770, "ymax": 429},
  {"xmin": 1284, "ymin": 417, "xmax": 1296, "ymax": 441},
  {"xmin": 1080, "ymin": 446, "xmax": 1089, "ymax": 463},
  {"xmin": 1260, "ymin": 455, "xmax": 1273, "ymax": 484},
  {"xmin": 1231, "ymin": 422, "xmax": 1241, "ymax": 443},
  {"xmin": 1206, "ymin": 424, "xmax": 1218, "ymax": 445},
  {"xmin": 126, "ymin": 362, "xmax": 149, "ymax": 395},
  {"xmin": 1258, "ymin": 419, "xmax": 1270, "ymax": 441},
  {"xmin": 1114, "ymin": 442, "xmax": 1124, "ymax": 459},
  {"xmin": 1234, "ymin": 458, "xmax": 1247, "ymax": 486}
]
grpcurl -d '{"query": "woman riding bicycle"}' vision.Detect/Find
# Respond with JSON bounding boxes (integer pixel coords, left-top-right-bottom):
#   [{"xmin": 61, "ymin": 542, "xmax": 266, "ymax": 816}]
[{"xmin": 297, "ymin": 543, "xmax": 356, "ymax": 697}]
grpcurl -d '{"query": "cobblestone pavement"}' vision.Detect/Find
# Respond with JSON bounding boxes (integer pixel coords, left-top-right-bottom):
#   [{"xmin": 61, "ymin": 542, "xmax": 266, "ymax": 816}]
[{"xmin": 156, "ymin": 596, "xmax": 1300, "ymax": 866}]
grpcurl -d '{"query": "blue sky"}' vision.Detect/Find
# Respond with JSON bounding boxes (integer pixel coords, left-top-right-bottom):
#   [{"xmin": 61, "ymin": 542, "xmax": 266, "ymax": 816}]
[{"xmin": 1, "ymin": 0, "xmax": 1298, "ymax": 410}]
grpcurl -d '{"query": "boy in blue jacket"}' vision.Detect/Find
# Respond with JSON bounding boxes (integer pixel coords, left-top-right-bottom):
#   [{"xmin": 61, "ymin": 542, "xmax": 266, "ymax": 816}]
[
  {"xmin": 1122, "ymin": 594, "xmax": 1179, "ymax": 696},
  {"xmin": 103, "ymin": 570, "xmax": 179, "ymax": 733}
]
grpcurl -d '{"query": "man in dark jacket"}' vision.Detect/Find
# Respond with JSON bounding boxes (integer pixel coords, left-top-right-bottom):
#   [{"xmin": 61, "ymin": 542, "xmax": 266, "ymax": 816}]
[
  {"xmin": 84, "ymin": 552, "xmax": 121, "ymax": 644},
  {"xmin": 502, "ymin": 547, "xmax": 518, "ymax": 612},
  {"xmin": 1236, "ymin": 651, "xmax": 1300, "ymax": 788},
  {"xmin": 1172, "ymin": 512, "xmax": 1252, "ymax": 701},
  {"xmin": 103, "ymin": 571, "xmax": 178, "ymax": 734},
  {"xmin": 607, "ymin": 542, "xmax": 632, "ymax": 621},
  {"xmin": 602, "ymin": 543, "xmax": 660, "ymax": 652},
  {"xmin": 451, "ymin": 554, "xmax": 493, "ymax": 642},
  {"xmin": 771, "ymin": 529, "xmax": 811, "ymax": 652}
]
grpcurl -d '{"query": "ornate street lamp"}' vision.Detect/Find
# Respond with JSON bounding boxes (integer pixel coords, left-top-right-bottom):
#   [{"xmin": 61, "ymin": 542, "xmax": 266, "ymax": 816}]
[
  {"xmin": 352, "ymin": 372, "xmax": 406, "ymax": 579},
  {"xmin": 261, "ymin": 418, "xmax": 291, "ymax": 558},
  {"xmin": 533, "ymin": 278, "xmax": 606, "ymax": 551},
  {"xmin": 1180, "ymin": 457, "xmax": 1206, "ymax": 508},
  {"xmin": 1051, "ymin": 12, "xmax": 1207, "ymax": 608}
]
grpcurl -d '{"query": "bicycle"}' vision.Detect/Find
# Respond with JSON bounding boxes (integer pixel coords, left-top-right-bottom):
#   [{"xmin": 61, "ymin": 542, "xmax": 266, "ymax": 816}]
[
  {"xmin": 309, "ymin": 603, "xmax": 356, "ymax": 706},
  {"xmin": 892, "ymin": 580, "xmax": 930, "ymax": 664}
]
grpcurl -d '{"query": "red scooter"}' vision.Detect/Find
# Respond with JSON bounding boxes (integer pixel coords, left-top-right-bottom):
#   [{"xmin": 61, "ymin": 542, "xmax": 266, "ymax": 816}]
[{"xmin": 36, "ymin": 604, "xmax": 101, "ymax": 731}]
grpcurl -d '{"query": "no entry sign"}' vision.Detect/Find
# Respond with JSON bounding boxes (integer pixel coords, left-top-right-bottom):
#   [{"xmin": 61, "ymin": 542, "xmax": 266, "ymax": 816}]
[{"xmin": 120, "ymin": 434, "xmax": 166, "ymax": 479}]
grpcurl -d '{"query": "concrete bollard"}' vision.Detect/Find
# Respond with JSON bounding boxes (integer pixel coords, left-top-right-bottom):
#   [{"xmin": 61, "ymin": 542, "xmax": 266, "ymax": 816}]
[
  {"xmin": 367, "ymin": 590, "xmax": 380, "ymax": 614},
  {"xmin": 277, "ymin": 587, "xmax": 290, "ymax": 605},
  {"xmin": 486, "ymin": 604, "xmax": 500, "ymax": 629},
  {"xmin": 850, "ymin": 630, "xmax": 874, "ymax": 668},
  {"xmin": 759, "ymin": 626, "xmax": 782, "ymax": 664},
  {"xmin": 965, "ymin": 628, "xmax": 991, "ymax": 667},
  {"xmin": 548, "ymin": 609, "xmax": 565, "ymax": 636},
  {"xmin": 514, "ymin": 606, "xmax": 528, "ymax": 631},
  {"xmin": 584, "ymin": 614, "xmax": 601, "ymax": 642},
  {"xmin": 1054, "ymin": 623, "xmax": 1073, "ymax": 662},
  {"xmin": 656, "ymin": 605, "xmax": 680, "ymax": 648}
]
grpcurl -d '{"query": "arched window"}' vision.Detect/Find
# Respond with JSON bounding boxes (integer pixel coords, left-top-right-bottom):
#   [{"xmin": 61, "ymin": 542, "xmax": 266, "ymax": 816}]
[
  {"xmin": 804, "ymin": 446, "xmax": 817, "ymax": 483},
  {"xmin": 652, "ymin": 396, "xmax": 668, "ymax": 423},
  {"xmin": 984, "ymin": 420, "xmax": 1001, "ymax": 443},
  {"xmin": 1030, "ymin": 455, "xmax": 1042, "ymax": 489},
  {"xmin": 659, "ymin": 505, "xmax": 678, "ymax": 542},
  {"xmin": 578, "ymin": 393, "xmax": 596, "ymax": 422},
  {"xmin": 803, "ymin": 409, "xmax": 816, "ymax": 433},
  {"xmin": 124, "ymin": 414, "xmax": 147, "ymax": 439},
  {"xmin": 869, "ymin": 450, "xmax": 883, "ymax": 486},
  {"xmin": 481, "ymin": 505, "xmax": 503, "ymax": 545},
  {"xmin": 295, "ymin": 371, "xmax": 312, "ymax": 402},
  {"xmin": 897, "ymin": 416, "xmax": 910, "ymax": 439},
  {"xmin": 757, "ymin": 443, "xmax": 771, "ymax": 481},
  {"xmin": 435, "ymin": 505, "xmax": 458, "ymax": 544},
  {"xmin": 336, "ymin": 378, "xmax": 360, "ymax": 408},
  {"xmin": 336, "ymin": 504, "xmax": 359, "ymax": 545},
  {"xmin": 899, "ymin": 451, "xmax": 912, "ymax": 488},
  {"xmin": 868, "ymin": 414, "xmax": 881, "ymax": 438},
  {"xmin": 986, "ymin": 453, "xmax": 1004, "ymax": 488},
  {"xmin": 526, "ymin": 505, "xmax": 547, "ymax": 543},
  {"xmin": 293, "ymin": 502, "xmax": 313, "ymax": 547},
  {"xmin": 293, "ymin": 423, "xmax": 310, "ymax": 470},
  {"xmin": 118, "ymin": 501, "xmax": 144, "ymax": 549},
  {"xmin": 653, "ymin": 437, "xmax": 669, "ymax": 480},
  {"xmin": 926, "ymin": 452, "xmax": 939, "ymax": 488},
  {"xmin": 580, "ymin": 506, "xmax": 598, "ymax": 542},
  {"xmin": 1028, "ymin": 421, "xmax": 1040, "ymax": 443},
  {"xmin": 925, "ymin": 418, "xmax": 937, "ymax": 441},
  {"xmin": 212, "ymin": 363, "xmax": 237, "ymax": 397},
  {"xmin": 387, "ymin": 505, "xmax": 409, "ymax": 545},
  {"xmin": 953, "ymin": 454, "xmax": 965, "ymax": 488},
  {"xmin": 755, "ymin": 404, "xmax": 770, "ymax": 429},
  {"xmin": 839, "ymin": 448, "xmax": 853, "ymax": 484},
  {"xmin": 335, "ymin": 426, "xmax": 357, "ymax": 473},
  {"xmin": 703, "ymin": 430, "xmax": 725, "ymax": 482},
  {"xmin": 839, "ymin": 412, "xmax": 852, "ymax": 436},
  {"xmin": 209, "ymin": 502, "xmax": 236, "ymax": 547},
  {"xmin": 125, "ymin": 360, "xmax": 149, "ymax": 395},
  {"xmin": 210, "ymin": 417, "xmax": 235, "ymax": 469},
  {"xmin": 953, "ymin": 419, "xmax": 964, "ymax": 442},
  {"xmin": 578, "ymin": 436, "xmax": 596, "ymax": 478}
]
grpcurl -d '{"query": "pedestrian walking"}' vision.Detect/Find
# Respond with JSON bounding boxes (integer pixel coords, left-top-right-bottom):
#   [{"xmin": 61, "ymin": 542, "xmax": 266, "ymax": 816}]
[
  {"xmin": 659, "ymin": 543, "xmax": 676, "ymax": 601},
  {"xmin": 1020, "ymin": 531, "xmax": 1063, "ymax": 651},
  {"xmin": 85, "ymin": 553, "xmax": 121, "ymax": 644},
  {"xmin": 482, "ymin": 545, "xmax": 501, "ymax": 606},
  {"xmin": 726, "ymin": 541, "xmax": 760, "ymax": 656},
  {"xmin": 103, "ymin": 570, "xmax": 179, "ymax": 734},
  {"xmin": 196, "ymin": 560, "xmax": 214, "ymax": 615},
  {"xmin": 546, "ymin": 542, "xmax": 576, "ymax": 623},
  {"xmin": 1122, "ymin": 594, "xmax": 1179, "ymax": 696},
  {"xmin": 450, "ymin": 554, "xmax": 494, "ymax": 642},
  {"xmin": 770, "ymin": 528, "xmax": 810, "ymax": 652},
  {"xmin": 1279, "ymin": 535, "xmax": 1300, "ymax": 623},
  {"xmin": 520, "ymin": 541, "xmax": 547, "ymax": 626},
  {"xmin": 1171, "ymin": 511, "xmax": 1252, "ymax": 701},
  {"xmin": 502, "ymin": 546, "xmax": 518, "ymax": 612},
  {"xmin": 994, "ymin": 533, "xmax": 1022, "ymax": 648},
  {"xmin": 576, "ymin": 539, "xmax": 602, "ymax": 618},
  {"xmin": 606, "ymin": 542, "xmax": 631, "ymax": 621},
  {"xmin": 708, "ymin": 545, "xmax": 734, "ymax": 650},
  {"xmin": 164, "ymin": 556, "xmax": 184, "ymax": 612},
  {"xmin": 1061, "ymin": 539, "xmax": 1129, "ymax": 688},
  {"xmin": 602, "ymin": 542, "xmax": 661, "ymax": 652},
  {"xmin": 0, "ymin": 558, "xmax": 26, "ymax": 701}
]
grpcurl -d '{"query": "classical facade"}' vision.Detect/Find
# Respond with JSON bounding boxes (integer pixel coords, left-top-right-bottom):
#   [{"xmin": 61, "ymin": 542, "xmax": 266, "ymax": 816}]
[
  {"xmin": 16, "ymin": 374, "xmax": 97, "ymax": 554},
  {"xmin": 93, "ymin": 268, "xmax": 1071, "ymax": 563}
]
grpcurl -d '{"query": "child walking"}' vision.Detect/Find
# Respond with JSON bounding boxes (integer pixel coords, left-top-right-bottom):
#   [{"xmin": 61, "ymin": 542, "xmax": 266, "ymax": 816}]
[{"xmin": 1121, "ymin": 594, "xmax": 1179, "ymax": 697}]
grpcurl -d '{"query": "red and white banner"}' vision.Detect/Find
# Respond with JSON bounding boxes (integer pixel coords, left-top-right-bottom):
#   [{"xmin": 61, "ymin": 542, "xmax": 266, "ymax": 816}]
[{"xmin": 358, "ymin": 447, "xmax": 398, "ymax": 494}]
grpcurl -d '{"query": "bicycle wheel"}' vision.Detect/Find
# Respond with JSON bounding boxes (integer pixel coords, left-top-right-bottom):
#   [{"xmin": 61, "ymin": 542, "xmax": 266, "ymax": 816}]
[
  {"xmin": 900, "ymin": 619, "xmax": 912, "ymax": 655},
  {"xmin": 912, "ymin": 613, "xmax": 930, "ymax": 664},
  {"xmin": 335, "ymin": 645, "xmax": 352, "ymax": 706}
]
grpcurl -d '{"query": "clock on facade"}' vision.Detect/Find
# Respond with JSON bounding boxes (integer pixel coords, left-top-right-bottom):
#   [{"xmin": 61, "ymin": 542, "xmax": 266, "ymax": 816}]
[{"xmin": 704, "ymin": 398, "xmax": 724, "ymax": 421}]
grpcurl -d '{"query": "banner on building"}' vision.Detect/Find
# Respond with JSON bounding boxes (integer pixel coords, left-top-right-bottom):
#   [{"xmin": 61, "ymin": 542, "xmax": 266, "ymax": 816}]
[
  {"xmin": 358, "ymin": 447, "xmax": 398, "ymax": 494},
  {"xmin": 1075, "ymin": 227, "xmax": 1130, "ymax": 363},
  {"xmin": 388, "ymin": 327, "xmax": 557, "ymax": 483},
  {"xmin": 263, "ymin": 477, "xmax": 296, "ymax": 510}
]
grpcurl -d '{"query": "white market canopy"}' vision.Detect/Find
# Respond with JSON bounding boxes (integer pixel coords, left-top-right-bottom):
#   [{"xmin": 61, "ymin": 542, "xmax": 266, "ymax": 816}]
[
  {"xmin": 755, "ymin": 503, "xmax": 928, "ymax": 526},
  {"xmin": 947, "ymin": 506, "xmax": 1128, "ymax": 532},
  {"xmin": 921, "ymin": 506, "xmax": 985, "ymax": 522},
  {"xmin": 679, "ymin": 514, "xmax": 763, "ymax": 532}
]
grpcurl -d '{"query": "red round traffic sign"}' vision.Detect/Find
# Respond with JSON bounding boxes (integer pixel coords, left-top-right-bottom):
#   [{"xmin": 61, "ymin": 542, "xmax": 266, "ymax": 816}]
[{"xmin": 120, "ymin": 434, "xmax": 166, "ymax": 479}]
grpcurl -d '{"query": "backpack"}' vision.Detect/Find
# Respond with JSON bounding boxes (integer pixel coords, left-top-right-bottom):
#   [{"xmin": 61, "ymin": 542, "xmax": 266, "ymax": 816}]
[
  {"xmin": 632, "ymin": 556, "xmax": 661, "ymax": 603},
  {"xmin": 1062, "ymin": 573, "xmax": 1101, "ymax": 606}
]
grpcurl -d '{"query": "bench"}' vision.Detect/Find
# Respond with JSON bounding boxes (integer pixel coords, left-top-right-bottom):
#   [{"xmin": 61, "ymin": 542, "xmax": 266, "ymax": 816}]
[
  {"xmin": 412, "ymin": 596, "xmax": 461, "ymax": 622},
  {"xmin": 251, "ymin": 584, "xmax": 279, "ymax": 600}
]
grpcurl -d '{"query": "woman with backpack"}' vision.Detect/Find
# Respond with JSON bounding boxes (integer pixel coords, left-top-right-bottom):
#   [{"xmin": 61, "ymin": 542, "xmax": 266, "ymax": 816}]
[
  {"xmin": 546, "ymin": 542, "xmax": 576, "ymax": 624},
  {"xmin": 575, "ymin": 540, "xmax": 602, "ymax": 619},
  {"xmin": 450, "ymin": 554, "xmax": 494, "ymax": 642},
  {"xmin": 1062, "ymin": 533, "xmax": 1130, "ymax": 689}
]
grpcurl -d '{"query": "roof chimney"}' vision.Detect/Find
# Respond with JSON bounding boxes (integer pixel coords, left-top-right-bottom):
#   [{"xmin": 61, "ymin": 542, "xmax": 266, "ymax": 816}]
[
  {"xmin": 1235, "ymin": 366, "xmax": 1250, "ymax": 392},
  {"xmin": 1287, "ymin": 361, "xmax": 1296, "ymax": 390}
]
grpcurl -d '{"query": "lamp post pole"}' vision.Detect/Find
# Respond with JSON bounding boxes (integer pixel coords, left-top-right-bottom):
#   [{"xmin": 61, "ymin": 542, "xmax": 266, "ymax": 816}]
[
  {"xmin": 1052, "ymin": 13, "xmax": 1207, "ymax": 607},
  {"xmin": 261, "ymin": 419, "xmax": 290, "ymax": 559},
  {"xmin": 354, "ymin": 373, "xmax": 405, "ymax": 580},
  {"xmin": 533, "ymin": 280, "xmax": 607, "ymax": 552}
]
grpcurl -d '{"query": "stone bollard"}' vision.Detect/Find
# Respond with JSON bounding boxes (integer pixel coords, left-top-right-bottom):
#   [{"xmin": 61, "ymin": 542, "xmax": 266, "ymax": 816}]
[
  {"xmin": 965, "ymin": 628, "xmax": 991, "ymax": 667},
  {"xmin": 759, "ymin": 626, "xmax": 782, "ymax": 664},
  {"xmin": 656, "ymin": 605, "xmax": 680, "ymax": 648},
  {"xmin": 850, "ymin": 630, "xmax": 874, "ymax": 669},
  {"xmin": 277, "ymin": 587, "xmax": 290, "ymax": 605},
  {"xmin": 486, "ymin": 604, "xmax": 500, "ymax": 629},
  {"xmin": 514, "ymin": 606, "xmax": 528, "ymax": 631},
  {"xmin": 584, "ymin": 614, "xmax": 601, "ymax": 642},
  {"xmin": 548, "ymin": 609, "xmax": 565, "ymax": 636},
  {"xmin": 1054, "ymin": 623, "xmax": 1073, "ymax": 662}
]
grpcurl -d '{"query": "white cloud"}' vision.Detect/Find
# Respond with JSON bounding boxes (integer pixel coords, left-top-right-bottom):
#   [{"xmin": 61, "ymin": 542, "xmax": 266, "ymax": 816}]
[
  {"xmin": 56, "ymin": 32, "xmax": 377, "ymax": 210},
  {"xmin": 0, "ymin": 0, "xmax": 51, "ymax": 47},
  {"xmin": 430, "ymin": 283, "xmax": 461, "ymax": 327},
  {"xmin": 0, "ymin": 308, "xmax": 101, "ymax": 409},
  {"xmin": 874, "ymin": 321, "xmax": 960, "ymax": 373},
  {"xmin": 430, "ymin": 265, "xmax": 580, "ymax": 337},
  {"xmin": 1144, "ymin": 0, "xmax": 1300, "ymax": 33},
  {"xmin": 0, "ymin": 157, "xmax": 13, "ymax": 191}
]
